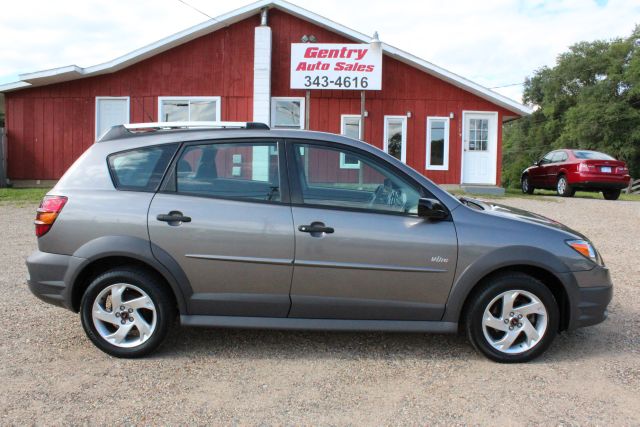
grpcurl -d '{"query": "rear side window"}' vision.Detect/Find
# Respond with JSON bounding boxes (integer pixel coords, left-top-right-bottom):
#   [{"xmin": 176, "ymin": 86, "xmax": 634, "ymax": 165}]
[
  {"xmin": 175, "ymin": 141, "xmax": 281, "ymax": 202},
  {"xmin": 108, "ymin": 144, "xmax": 177, "ymax": 191}
]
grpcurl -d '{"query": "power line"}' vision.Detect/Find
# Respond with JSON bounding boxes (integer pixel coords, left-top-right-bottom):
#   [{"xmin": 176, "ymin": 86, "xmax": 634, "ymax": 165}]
[
  {"xmin": 490, "ymin": 82, "xmax": 525, "ymax": 89},
  {"xmin": 176, "ymin": 0, "xmax": 216, "ymax": 20}
]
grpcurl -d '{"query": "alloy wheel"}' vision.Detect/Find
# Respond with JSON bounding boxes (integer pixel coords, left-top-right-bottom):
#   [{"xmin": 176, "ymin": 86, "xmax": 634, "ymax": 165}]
[
  {"xmin": 481, "ymin": 290, "xmax": 548, "ymax": 354},
  {"xmin": 91, "ymin": 283, "xmax": 157, "ymax": 348}
]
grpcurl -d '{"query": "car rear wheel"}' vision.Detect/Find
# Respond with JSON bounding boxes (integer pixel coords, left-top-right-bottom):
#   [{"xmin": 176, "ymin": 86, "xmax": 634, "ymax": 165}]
[
  {"xmin": 80, "ymin": 267, "xmax": 175, "ymax": 358},
  {"xmin": 556, "ymin": 176, "xmax": 574, "ymax": 197},
  {"xmin": 465, "ymin": 272, "xmax": 559, "ymax": 363},
  {"xmin": 521, "ymin": 175, "xmax": 535, "ymax": 194},
  {"xmin": 603, "ymin": 189, "xmax": 621, "ymax": 200}
]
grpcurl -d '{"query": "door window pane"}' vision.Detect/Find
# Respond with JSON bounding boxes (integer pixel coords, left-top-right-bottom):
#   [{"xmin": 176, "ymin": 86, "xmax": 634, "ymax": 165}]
[
  {"xmin": 271, "ymin": 98, "xmax": 303, "ymax": 129},
  {"xmin": 468, "ymin": 118, "xmax": 489, "ymax": 151},
  {"xmin": 159, "ymin": 98, "xmax": 218, "ymax": 122},
  {"xmin": 176, "ymin": 142, "xmax": 280, "ymax": 202},
  {"xmin": 294, "ymin": 144, "xmax": 421, "ymax": 214}
]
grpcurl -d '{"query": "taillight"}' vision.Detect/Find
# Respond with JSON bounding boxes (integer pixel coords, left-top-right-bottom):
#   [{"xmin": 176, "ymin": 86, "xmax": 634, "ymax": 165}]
[
  {"xmin": 35, "ymin": 196, "xmax": 67, "ymax": 237},
  {"xmin": 578, "ymin": 162, "xmax": 596, "ymax": 173},
  {"xmin": 617, "ymin": 166, "xmax": 629, "ymax": 174}
]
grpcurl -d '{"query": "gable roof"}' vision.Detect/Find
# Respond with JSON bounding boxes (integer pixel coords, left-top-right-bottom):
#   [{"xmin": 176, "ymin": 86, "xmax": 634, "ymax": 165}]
[{"xmin": 0, "ymin": 0, "xmax": 532, "ymax": 116}]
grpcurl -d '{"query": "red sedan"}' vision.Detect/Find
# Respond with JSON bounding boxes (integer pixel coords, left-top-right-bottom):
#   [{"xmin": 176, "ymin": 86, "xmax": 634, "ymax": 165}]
[{"xmin": 521, "ymin": 149, "xmax": 631, "ymax": 200}]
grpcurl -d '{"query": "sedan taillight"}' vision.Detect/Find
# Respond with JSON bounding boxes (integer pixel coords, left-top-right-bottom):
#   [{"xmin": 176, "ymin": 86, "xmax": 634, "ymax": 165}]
[
  {"xmin": 617, "ymin": 166, "xmax": 629, "ymax": 174},
  {"xmin": 578, "ymin": 162, "xmax": 595, "ymax": 173},
  {"xmin": 35, "ymin": 196, "xmax": 67, "ymax": 237}
]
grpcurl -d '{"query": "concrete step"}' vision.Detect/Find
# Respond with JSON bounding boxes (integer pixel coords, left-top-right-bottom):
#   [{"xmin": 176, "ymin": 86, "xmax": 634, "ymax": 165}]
[{"xmin": 460, "ymin": 185, "xmax": 505, "ymax": 196}]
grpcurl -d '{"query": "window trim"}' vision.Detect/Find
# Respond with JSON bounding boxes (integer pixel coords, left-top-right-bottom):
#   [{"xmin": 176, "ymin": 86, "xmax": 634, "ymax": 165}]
[
  {"xmin": 159, "ymin": 139, "xmax": 290, "ymax": 205},
  {"xmin": 383, "ymin": 115, "xmax": 408, "ymax": 163},
  {"xmin": 339, "ymin": 114, "xmax": 362, "ymax": 169},
  {"xmin": 157, "ymin": 96, "xmax": 221, "ymax": 122},
  {"xmin": 425, "ymin": 116, "xmax": 450, "ymax": 171},
  {"xmin": 95, "ymin": 96, "xmax": 130, "ymax": 139},
  {"xmin": 285, "ymin": 139, "xmax": 431, "ymax": 218},
  {"xmin": 270, "ymin": 97, "xmax": 305, "ymax": 129}
]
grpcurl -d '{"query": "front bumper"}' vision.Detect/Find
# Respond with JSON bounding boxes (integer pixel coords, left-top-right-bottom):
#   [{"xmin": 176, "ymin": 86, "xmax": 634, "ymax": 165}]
[
  {"xmin": 564, "ymin": 266, "xmax": 613, "ymax": 329},
  {"xmin": 26, "ymin": 250, "xmax": 84, "ymax": 311}
]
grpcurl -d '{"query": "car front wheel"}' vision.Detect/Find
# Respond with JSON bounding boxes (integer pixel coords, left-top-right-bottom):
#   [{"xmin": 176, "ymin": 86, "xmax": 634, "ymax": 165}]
[
  {"xmin": 80, "ymin": 267, "xmax": 175, "ymax": 358},
  {"xmin": 465, "ymin": 272, "xmax": 559, "ymax": 363},
  {"xmin": 521, "ymin": 175, "xmax": 535, "ymax": 194}
]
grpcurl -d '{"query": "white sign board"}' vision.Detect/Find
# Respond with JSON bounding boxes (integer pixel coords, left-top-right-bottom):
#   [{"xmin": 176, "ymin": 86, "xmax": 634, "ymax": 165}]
[{"xmin": 290, "ymin": 43, "xmax": 382, "ymax": 90}]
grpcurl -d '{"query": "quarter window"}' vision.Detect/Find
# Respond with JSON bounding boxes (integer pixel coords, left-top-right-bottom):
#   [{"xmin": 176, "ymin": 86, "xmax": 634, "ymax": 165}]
[
  {"xmin": 271, "ymin": 97, "xmax": 305, "ymax": 129},
  {"xmin": 175, "ymin": 142, "xmax": 280, "ymax": 202},
  {"xmin": 158, "ymin": 97, "xmax": 221, "ymax": 122},
  {"xmin": 293, "ymin": 143, "xmax": 421, "ymax": 214},
  {"xmin": 340, "ymin": 115, "xmax": 362, "ymax": 169},
  {"xmin": 108, "ymin": 144, "xmax": 178, "ymax": 191},
  {"xmin": 426, "ymin": 117, "xmax": 450, "ymax": 170}
]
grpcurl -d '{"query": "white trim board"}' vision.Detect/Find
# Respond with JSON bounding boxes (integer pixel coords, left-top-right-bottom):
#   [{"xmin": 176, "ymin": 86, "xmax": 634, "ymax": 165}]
[{"xmin": 0, "ymin": 0, "xmax": 531, "ymax": 117}]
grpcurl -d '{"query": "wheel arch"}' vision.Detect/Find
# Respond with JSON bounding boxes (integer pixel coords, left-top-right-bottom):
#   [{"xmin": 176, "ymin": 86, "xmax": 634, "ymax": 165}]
[{"xmin": 67, "ymin": 236, "xmax": 191, "ymax": 314}]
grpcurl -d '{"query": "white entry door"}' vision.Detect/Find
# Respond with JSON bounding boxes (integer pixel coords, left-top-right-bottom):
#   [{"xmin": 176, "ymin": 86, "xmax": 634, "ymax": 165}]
[
  {"xmin": 462, "ymin": 112, "xmax": 498, "ymax": 185},
  {"xmin": 95, "ymin": 97, "xmax": 130, "ymax": 139}
]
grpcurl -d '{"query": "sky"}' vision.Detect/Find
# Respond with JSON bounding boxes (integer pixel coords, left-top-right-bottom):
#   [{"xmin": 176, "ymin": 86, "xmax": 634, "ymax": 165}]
[{"xmin": 0, "ymin": 0, "xmax": 638, "ymax": 103}]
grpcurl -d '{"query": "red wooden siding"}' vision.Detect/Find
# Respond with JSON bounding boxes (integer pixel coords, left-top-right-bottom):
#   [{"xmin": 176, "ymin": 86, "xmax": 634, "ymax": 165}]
[
  {"xmin": 4, "ymin": 8, "xmax": 520, "ymax": 184},
  {"xmin": 5, "ymin": 16, "xmax": 259, "ymax": 180}
]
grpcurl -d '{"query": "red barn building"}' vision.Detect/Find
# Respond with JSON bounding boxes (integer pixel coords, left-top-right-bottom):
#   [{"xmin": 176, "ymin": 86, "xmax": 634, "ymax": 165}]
[{"xmin": 0, "ymin": 0, "xmax": 530, "ymax": 190}]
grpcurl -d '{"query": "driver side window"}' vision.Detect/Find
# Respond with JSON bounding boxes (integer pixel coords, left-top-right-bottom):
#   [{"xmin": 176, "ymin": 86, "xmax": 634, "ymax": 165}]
[
  {"xmin": 540, "ymin": 152, "xmax": 555, "ymax": 165},
  {"xmin": 293, "ymin": 143, "xmax": 422, "ymax": 214}
]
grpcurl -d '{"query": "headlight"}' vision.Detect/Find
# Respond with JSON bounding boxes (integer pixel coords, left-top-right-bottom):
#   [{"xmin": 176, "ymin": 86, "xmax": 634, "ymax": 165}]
[{"xmin": 566, "ymin": 239, "xmax": 603, "ymax": 265}]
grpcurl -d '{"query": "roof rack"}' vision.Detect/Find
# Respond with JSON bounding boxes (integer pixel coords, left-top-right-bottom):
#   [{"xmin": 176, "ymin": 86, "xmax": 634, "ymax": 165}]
[{"xmin": 98, "ymin": 121, "xmax": 270, "ymax": 142}]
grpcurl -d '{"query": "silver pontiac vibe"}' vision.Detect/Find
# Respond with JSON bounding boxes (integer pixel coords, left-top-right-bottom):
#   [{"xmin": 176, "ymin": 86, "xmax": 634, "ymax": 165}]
[{"xmin": 26, "ymin": 122, "xmax": 612, "ymax": 362}]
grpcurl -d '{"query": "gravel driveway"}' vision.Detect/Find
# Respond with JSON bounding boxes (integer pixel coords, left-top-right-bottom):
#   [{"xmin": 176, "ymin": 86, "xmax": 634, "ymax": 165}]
[{"xmin": 1, "ymin": 196, "xmax": 638, "ymax": 425}]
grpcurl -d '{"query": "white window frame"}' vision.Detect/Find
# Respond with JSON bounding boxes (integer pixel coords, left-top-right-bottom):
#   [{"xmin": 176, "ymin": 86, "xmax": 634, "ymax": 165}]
[
  {"xmin": 270, "ymin": 97, "xmax": 305, "ymax": 129},
  {"xmin": 340, "ymin": 114, "xmax": 362, "ymax": 169},
  {"xmin": 95, "ymin": 96, "xmax": 130, "ymax": 139},
  {"xmin": 425, "ymin": 116, "xmax": 450, "ymax": 171},
  {"xmin": 383, "ymin": 115, "xmax": 408, "ymax": 163},
  {"xmin": 157, "ymin": 96, "xmax": 221, "ymax": 122}
]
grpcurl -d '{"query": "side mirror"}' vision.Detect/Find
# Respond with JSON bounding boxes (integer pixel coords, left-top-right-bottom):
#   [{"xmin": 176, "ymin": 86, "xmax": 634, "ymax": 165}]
[{"xmin": 418, "ymin": 198, "xmax": 449, "ymax": 220}]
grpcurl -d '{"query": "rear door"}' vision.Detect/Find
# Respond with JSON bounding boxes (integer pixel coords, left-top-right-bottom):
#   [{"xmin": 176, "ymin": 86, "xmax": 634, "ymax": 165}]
[
  {"xmin": 148, "ymin": 139, "xmax": 294, "ymax": 317},
  {"xmin": 287, "ymin": 141, "xmax": 458, "ymax": 321}
]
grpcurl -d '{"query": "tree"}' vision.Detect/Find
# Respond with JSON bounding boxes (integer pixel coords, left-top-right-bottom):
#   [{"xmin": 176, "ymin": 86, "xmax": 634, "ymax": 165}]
[{"xmin": 502, "ymin": 25, "xmax": 640, "ymax": 188}]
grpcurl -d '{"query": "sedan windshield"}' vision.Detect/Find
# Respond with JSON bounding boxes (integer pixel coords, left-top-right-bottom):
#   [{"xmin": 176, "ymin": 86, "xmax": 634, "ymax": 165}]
[{"xmin": 572, "ymin": 150, "xmax": 615, "ymax": 160}]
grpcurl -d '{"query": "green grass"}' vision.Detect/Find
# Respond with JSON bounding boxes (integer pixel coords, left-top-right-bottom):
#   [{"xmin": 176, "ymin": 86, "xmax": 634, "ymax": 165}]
[{"xmin": 0, "ymin": 188, "xmax": 50, "ymax": 205}]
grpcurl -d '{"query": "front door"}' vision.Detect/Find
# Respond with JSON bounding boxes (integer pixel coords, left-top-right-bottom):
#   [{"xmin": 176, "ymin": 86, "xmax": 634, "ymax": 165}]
[
  {"xmin": 287, "ymin": 142, "xmax": 458, "ymax": 321},
  {"xmin": 148, "ymin": 140, "xmax": 294, "ymax": 317},
  {"xmin": 462, "ymin": 112, "xmax": 498, "ymax": 185}
]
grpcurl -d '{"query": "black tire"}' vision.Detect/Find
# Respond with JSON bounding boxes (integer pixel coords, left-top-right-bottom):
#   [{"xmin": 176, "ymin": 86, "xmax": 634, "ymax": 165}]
[
  {"xmin": 80, "ymin": 267, "xmax": 175, "ymax": 358},
  {"xmin": 521, "ymin": 175, "xmax": 535, "ymax": 194},
  {"xmin": 465, "ymin": 272, "xmax": 559, "ymax": 363},
  {"xmin": 556, "ymin": 175, "xmax": 574, "ymax": 197},
  {"xmin": 603, "ymin": 189, "xmax": 621, "ymax": 200}
]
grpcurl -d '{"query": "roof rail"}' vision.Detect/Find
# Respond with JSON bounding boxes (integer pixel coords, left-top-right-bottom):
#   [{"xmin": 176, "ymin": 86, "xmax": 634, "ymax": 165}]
[{"xmin": 98, "ymin": 121, "xmax": 270, "ymax": 142}]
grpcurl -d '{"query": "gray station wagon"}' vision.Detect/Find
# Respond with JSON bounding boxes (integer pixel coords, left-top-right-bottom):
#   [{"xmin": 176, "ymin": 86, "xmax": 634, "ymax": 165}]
[{"xmin": 27, "ymin": 121, "xmax": 612, "ymax": 362}]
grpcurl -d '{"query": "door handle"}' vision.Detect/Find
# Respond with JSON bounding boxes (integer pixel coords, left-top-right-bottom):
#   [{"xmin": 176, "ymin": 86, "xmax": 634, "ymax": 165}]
[
  {"xmin": 157, "ymin": 211, "xmax": 191, "ymax": 224},
  {"xmin": 298, "ymin": 222, "xmax": 334, "ymax": 234}
]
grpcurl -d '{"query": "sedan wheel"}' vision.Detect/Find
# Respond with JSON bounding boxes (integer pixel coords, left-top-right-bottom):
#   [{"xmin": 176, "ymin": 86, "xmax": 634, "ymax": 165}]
[
  {"xmin": 521, "ymin": 176, "xmax": 534, "ymax": 194},
  {"xmin": 556, "ymin": 176, "xmax": 574, "ymax": 197}
]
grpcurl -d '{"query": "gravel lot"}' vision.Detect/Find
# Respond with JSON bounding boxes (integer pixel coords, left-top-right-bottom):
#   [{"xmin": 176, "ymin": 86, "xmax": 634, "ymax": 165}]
[{"xmin": 1, "ymin": 196, "xmax": 639, "ymax": 425}]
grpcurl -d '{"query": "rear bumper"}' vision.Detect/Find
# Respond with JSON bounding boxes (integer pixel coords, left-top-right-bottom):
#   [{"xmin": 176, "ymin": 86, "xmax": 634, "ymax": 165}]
[
  {"xmin": 571, "ymin": 181, "xmax": 629, "ymax": 190},
  {"xmin": 26, "ymin": 250, "xmax": 84, "ymax": 311}
]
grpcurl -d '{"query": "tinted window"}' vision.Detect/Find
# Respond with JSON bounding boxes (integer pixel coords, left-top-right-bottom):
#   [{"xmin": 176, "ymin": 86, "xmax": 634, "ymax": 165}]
[
  {"xmin": 293, "ymin": 143, "xmax": 422, "ymax": 214},
  {"xmin": 176, "ymin": 142, "xmax": 280, "ymax": 202},
  {"xmin": 108, "ymin": 144, "xmax": 177, "ymax": 191},
  {"xmin": 573, "ymin": 150, "xmax": 615, "ymax": 160}
]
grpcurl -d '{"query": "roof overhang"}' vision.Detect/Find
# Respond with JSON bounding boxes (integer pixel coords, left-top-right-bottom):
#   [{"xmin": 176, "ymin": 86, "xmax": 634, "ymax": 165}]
[{"xmin": 0, "ymin": 0, "xmax": 532, "ymax": 116}]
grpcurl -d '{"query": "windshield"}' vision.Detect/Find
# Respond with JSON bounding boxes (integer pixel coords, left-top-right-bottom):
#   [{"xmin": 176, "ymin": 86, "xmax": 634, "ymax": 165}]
[{"xmin": 572, "ymin": 150, "xmax": 615, "ymax": 160}]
